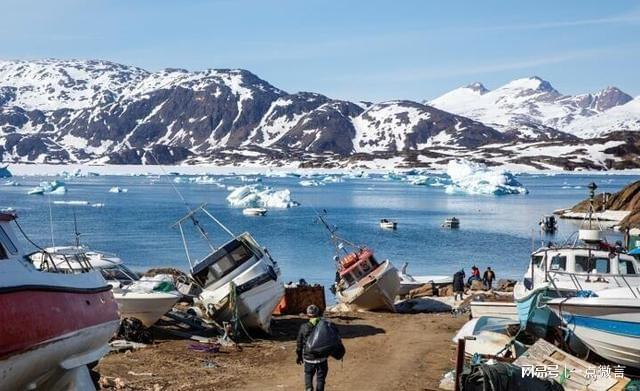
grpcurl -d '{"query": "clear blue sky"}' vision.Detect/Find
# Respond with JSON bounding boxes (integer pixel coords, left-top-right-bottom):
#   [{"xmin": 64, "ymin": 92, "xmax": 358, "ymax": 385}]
[{"xmin": 1, "ymin": 0, "xmax": 639, "ymax": 102}]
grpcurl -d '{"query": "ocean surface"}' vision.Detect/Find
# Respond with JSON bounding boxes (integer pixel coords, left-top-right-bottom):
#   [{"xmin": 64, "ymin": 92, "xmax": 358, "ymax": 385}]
[{"xmin": 0, "ymin": 172, "xmax": 633, "ymax": 299}]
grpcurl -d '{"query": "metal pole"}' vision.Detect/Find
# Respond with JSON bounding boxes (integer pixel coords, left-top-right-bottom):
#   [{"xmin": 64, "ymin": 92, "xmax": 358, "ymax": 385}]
[
  {"xmin": 178, "ymin": 222, "xmax": 193, "ymax": 271},
  {"xmin": 454, "ymin": 338, "xmax": 466, "ymax": 391},
  {"xmin": 201, "ymin": 208, "xmax": 235, "ymax": 238}
]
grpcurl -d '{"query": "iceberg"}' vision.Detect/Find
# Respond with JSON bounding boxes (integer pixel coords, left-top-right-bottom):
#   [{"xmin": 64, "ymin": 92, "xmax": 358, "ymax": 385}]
[
  {"xmin": 444, "ymin": 159, "xmax": 528, "ymax": 196},
  {"xmin": 28, "ymin": 180, "xmax": 66, "ymax": 195},
  {"xmin": 322, "ymin": 176, "xmax": 343, "ymax": 183},
  {"xmin": 299, "ymin": 180, "xmax": 323, "ymax": 187},
  {"xmin": 53, "ymin": 200, "xmax": 90, "ymax": 206},
  {"xmin": 109, "ymin": 186, "xmax": 128, "ymax": 193},
  {"xmin": 0, "ymin": 165, "xmax": 12, "ymax": 178},
  {"xmin": 226, "ymin": 185, "xmax": 300, "ymax": 208},
  {"xmin": 407, "ymin": 175, "xmax": 450, "ymax": 187}
]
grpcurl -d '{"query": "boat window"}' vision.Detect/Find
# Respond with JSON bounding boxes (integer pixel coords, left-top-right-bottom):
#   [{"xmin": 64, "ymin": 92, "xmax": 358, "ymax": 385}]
[
  {"xmin": 194, "ymin": 241, "xmax": 255, "ymax": 286},
  {"xmin": 0, "ymin": 226, "xmax": 18, "ymax": 255},
  {"xmin": 101, "ymin": 266, "xmax": 139, "ymax": 282},
  {"xmin": 0, "ymin": 243, "xmax": 6, "ymax": 260},
  {"xmin": 550, "ymin": 255, "xmax": 566, "ymax": 271},
  {"xmin": 344, "ymin": 273, "xmax": 355, "ymax": 285},
  {"xmin": 575, "ymin": 256, "xmax": 592, "ymax": 273},
  {"xmin": 619, "ymin": 259, "xmax": 637, "ymax": 275},
  {"xmin": 532, "ymin": 255, "xmax": 544, "ymax": 267},
  {"xmin": 593, "ymin": 258, "xmax": 610, "ymax": 274}
]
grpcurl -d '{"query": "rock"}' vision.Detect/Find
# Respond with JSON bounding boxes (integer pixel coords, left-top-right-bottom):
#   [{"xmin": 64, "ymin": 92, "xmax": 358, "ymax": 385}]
[
  {"xmin": 438, "ymin": 284, "xmax": 454, "ymax": 297},
  {"xmin": 566, "ymin": 180, "xmax": 640, "ymax": 229},
  {"xmin": 470, "ymin": 279, "xmax": 485, "ymax": 291},
  {"xmin": 408, "ymin": 282, "xmax": 435, "ymax": 298},
  {"xmin": 495, "ymin": 279, "xmax": 517, "ymax": 292}
]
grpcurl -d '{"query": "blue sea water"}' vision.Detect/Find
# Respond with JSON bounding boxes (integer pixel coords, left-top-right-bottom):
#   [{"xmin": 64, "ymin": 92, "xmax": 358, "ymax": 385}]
[{"xmin": 0, "ymin": 173, "xmax": 633, "ymax": 293}]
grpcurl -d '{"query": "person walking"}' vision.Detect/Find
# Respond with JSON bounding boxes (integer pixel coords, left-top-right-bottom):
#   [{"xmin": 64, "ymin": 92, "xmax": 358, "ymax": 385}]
[
  {"xmin": 483, "ymin": 267, "xmax": 496, "ymax": 290},
  {"xmin": 296, "ymin": 304, "xmax": 329, "ymax": 391},
  {"xmin": 453, "ymin": 269, "xmax": 465, "ymax": 301}
]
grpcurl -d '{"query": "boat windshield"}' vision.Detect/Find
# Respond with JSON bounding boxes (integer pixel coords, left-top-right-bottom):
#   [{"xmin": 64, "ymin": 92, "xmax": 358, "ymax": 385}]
[
  {"xmin": 192, "ymin": 239, "xmax": 256, "ymax": 286},
  {"xmin": 101, "ymin": 265, "xmax": 139, "ymax": 282},
  {"xmin": 0, "ymin": 225, "xmax": 18, "ymax": 256},
  {"xmin": 619, "ymin": 259, "xmax": 637, "ymax": 275}
]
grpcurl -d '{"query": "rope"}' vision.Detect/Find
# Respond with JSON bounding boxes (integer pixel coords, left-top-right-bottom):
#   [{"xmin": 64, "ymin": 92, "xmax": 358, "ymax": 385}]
[{"xmin": 228, "ymin": 282, "xmax": 254, "ymax": 342}]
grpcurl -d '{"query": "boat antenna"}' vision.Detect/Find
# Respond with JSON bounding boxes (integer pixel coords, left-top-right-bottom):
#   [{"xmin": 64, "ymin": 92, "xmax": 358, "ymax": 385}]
[
  {"xmin": 146, "ymin": 150, "xmax": 219, "ymax": 251},
  {"xmin": 72, "ymin": 208, "xmax": 81, "ymax": 248}
]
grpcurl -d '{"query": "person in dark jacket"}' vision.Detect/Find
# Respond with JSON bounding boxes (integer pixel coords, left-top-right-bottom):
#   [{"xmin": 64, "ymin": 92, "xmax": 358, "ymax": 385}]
[
  {"xmin": 296, "ymin": 304, "xmax": 328, "ymax": 391},
  {"xmin": 453, "ymin": 269, "xmax": 465, "ymax": 301},
  {"xmin": 483, "ymin": 267, "xmax": 496, "ymax": 290}
]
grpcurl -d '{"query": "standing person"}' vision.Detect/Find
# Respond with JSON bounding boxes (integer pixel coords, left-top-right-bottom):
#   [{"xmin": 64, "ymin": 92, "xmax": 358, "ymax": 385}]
[
  {"xmin": 453, "ymin": 269, "xmax": 465, "ymax": 301},
  {"xmin": 483, "ymin": 267, "xmax": 496, "ymax": 290},
  {"xmin": 296, "ymin": 304, "xmax": 329, "ymax": 391}
]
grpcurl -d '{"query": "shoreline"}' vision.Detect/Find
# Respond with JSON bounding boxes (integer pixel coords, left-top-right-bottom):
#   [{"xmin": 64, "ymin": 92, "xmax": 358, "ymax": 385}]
[{"xmin": 4, "ymin": 162, "xmax": 640, "ymax": 177}]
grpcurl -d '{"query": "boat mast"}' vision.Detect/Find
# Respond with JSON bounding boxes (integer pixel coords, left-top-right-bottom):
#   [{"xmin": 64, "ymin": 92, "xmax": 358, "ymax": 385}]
[{"xmin": 73, "ymin": 209, "xmax": 81, "ymax": 248}]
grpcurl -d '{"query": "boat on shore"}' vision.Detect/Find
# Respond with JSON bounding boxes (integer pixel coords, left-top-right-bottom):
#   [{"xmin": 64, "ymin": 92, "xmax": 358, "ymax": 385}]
[
  {"xmin": 0, "ymin": 211, "xmax": 120, "ymax": 390},
  {"xmin": 547, "ymin": 286, "xmax": 640, "ymax": 369},
  {"xmin": 318, "ymin": 213, "xmax": 400, "ymax": 312},
  {"xmin": 29, "ymin": 246, "xmax": 181, "ymax": 327},
  {"xmin": 470, "ymin": 301, "xmax": 518, "ymax": 321},
  {"xmin": 514, "ymin": 183, "xmax": 640, "ymax": 337},
  {"xmin": 174, "ymin": 204, "xmax": 284, "ymax": 334}
]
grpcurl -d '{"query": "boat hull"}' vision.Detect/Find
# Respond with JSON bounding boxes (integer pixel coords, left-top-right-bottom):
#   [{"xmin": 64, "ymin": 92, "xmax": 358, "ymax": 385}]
[
  {"xmin": 336, "ymin": 260, "xmax": 401, "ymax": 312},
  {"xmin": 114, "ymin": 292, "xmax": 180, "ymax": 327},
  {"xmin": 548, "ymin": 298, "xmax": 640, "ymax": 368},
  {"xmin": 470, "ymin": 302, "xmax": 518, "ymax": 321},
  {"xmin": 0, "ymin": 288, "xmax": 120, "ymax": 391},
  {"xmin": 514, "ymin": 284, "xmax": 561, "ymax": 337}
]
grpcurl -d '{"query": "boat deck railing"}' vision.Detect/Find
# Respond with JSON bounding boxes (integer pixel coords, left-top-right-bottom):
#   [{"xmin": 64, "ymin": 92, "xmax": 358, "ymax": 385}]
[{"xmin": 546, "ymin": 270, "xmax": 640, "ymax": 298}]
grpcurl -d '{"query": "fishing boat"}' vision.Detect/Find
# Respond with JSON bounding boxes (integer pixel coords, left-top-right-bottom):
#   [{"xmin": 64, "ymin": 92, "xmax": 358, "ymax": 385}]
[
  {"xmin": 379, "ymin": 219, "xmax": 397, "ymax": 230},
  {"xmin": 29, "ymin": 247, "xmax": 181, "ymax": 327},
  {"xmin": 318, "ymin": 213, "xmax": 400, "ymax": 311},
  {"xmin": 547, "ymin": 286, "xmax": 640, "ymax": 368},
  {"xmin": 175, "ymin": 204, "xmax": 284, "ymax": 334},
  {"xmin": 242, "ymin": 207, "xmax": 267, "ymax": 216},
  {"xmin": 0, "ymin": 211, "xmax": 120, "ymax": 390},
  {"xmin": 442, "ymin": 217, "xmax": 460, "ymax": 229},
  {"xmin": 397, "ymin": 262, "xmax": 452, "ymax": 296},
  {"xmin": 514, "ymin": 183, "xmax": 640, "ymax": 337}
]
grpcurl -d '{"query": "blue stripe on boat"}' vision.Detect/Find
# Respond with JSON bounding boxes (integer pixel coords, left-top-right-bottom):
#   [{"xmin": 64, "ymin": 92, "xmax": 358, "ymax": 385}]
[{"xmin": 564, "ymin": 315, "xmax": 640, "ymax": 337}]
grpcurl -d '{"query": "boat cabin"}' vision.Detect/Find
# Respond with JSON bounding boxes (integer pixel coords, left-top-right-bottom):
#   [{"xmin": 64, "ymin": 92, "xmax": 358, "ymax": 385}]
[
  {"xmin": 191, "ymin": 233, "xmax": 264, "ymax": 288},
  {"xmin": 540, "ymin": 215, "xmax": 557, "ymax": 233},
  {"xmin": 442, "ymin": 217, "xmax": 460, "ymax": 229},
  {"xmin": 0, "ymin": 212, "xmax": 19, "ymax": 261},
  {"xmin": 523, "ymin": 246, "xmax": 640, "ymax": 292},
  {"xmin": 338, "ymin": 249, "xmax": 379, "ymax": 287}
]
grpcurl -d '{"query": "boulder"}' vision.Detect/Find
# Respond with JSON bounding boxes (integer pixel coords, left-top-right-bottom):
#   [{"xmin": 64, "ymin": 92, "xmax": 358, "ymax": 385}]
[
  {"xmin": 470, "ymin": 279, "xmax": 485, "ymax": 291},
  {"xmin": 495, "ymin": 279, "xmax": 517, "ymax": 292},
  {"xmin": 408, "ymin": 282, "xmax": 434, "ymax": 299}
]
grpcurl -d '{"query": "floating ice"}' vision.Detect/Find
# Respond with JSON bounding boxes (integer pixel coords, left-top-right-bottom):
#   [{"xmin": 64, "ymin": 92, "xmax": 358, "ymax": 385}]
[
  {"xmin": 322, "ymin": 176, "xmax": 343, "ymax": 183},
  {"xmin": 28, "ymin": 180, "xmax": 66, "ymax": 195},
  {"xmin": 109, "ymin": 186, "xmax": 128, "ymax": 193},
  {"xmin": 3, "ymin": 180, "xmax": 18, "ymax": 186},
  {"xmin": 407, "ymin": 175, "xmax": 450, "ymax": 187},
  {"xmin": 53, "ymin": 200, "xmax": 90, "ymax": 206},
  {"xmin": 299, "ymin": 180, "xmax": 323, "ymax": 187},
  {"xmin": 382, "ymin": 172, "xmax": 406, "ymax": 181},
  {"xmin": 226, "ymin": 185, "xmax": 299, "ymax": 208},
  {"xmin": 444, "ymin": 160, "xmax": 528, "ymax": 196}
]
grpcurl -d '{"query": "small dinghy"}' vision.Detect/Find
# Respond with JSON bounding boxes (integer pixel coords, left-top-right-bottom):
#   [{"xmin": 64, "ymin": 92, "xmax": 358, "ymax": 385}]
[
  {"xmin": 243, "ymin": 207, "xmax": 267, "ymax": 216},
  {"xmin": 442, "ymin": 217, "xmax": 460, "ymax": 229},
  {"xmin": 539, "ymin": 215, "xmax": 557, "ymax": 233},
  {"xmin": 379, "ymin": 219, "xmax": 397, "ymax": 230}
]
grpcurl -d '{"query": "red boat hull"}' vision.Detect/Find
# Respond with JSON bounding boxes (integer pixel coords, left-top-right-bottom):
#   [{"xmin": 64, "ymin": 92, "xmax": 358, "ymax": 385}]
[{"xmin": 0, "ymin": 288, "xmax": 119, "ymax": 359}]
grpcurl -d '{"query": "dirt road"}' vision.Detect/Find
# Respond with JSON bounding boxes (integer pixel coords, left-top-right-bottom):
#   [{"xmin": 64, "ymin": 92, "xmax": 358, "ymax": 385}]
[{"xmin": 97, "ymin": 312, "xmax": 467, "ymax": 390}]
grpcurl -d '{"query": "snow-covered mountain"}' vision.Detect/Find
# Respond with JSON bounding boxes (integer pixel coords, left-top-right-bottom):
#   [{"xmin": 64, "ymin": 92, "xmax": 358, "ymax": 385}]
[
  {"xmin": 565, "ymin": 97, "xmax": 640, "ymax": 138},
  {"xmin": 1, "ymin": 59, "xmax": 639, "ymax": 170},
  {"xmin": 429, "ymin": 77, "xmax": 634, "ymax": 140}
]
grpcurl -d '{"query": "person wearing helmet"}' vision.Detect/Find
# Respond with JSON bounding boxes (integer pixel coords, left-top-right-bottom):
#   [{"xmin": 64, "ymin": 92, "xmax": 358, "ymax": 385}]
[{"xmin": 296, "ymin": 304, "xmax": 328, "ymax": 391}]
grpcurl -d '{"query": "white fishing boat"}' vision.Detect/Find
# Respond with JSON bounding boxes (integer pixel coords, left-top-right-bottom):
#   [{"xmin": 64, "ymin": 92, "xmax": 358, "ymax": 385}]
[
  {"xmin": 318, "ymin": 213, "xmax": 400, "ymax": 312},
  {"xmin": 379, "ymin": 219, "xmax": 397, "ymax": 230},
  {"xmin": 470, "ymin": 301, "xmax": 518, "ymax": 321},
  {"xmin": 29, "ymin": 247, "xmax": 181, "ymax": 327},
  {"xmin": 335, "ymin": 249, "xmax": 400, "ymax": 311},
  {"xmin": 397, "ymin": 262, "xmax": 452, "ymax": 296},
  {"xmin": 242, "ymin": 207, "xmax": 267, "ymax": 216},
  {"xmin": 175, "ymin": 204, "xmax": 284, "ymax": 333},
  {"xmin": 547, "ymin": 286, "xmax": 640, "ymax": 368},
  {"xmin": 442, "ymin": 217, "xmax": 460, "ymax": 229},
  {"xmin": 0, "ymin": 211, "xmax": 120, "ymax": 391},
  {"xmin": 539, "ymin": 215, "xmax": 558, "ymax": 233},
  {"xmin": 514, "ymin": 183, "xmax": 640, "ymax": 337}
]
